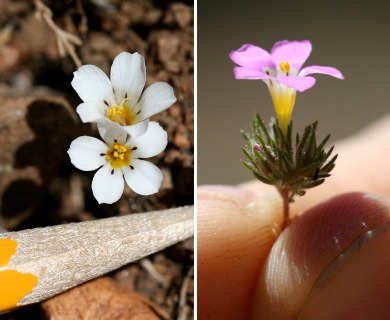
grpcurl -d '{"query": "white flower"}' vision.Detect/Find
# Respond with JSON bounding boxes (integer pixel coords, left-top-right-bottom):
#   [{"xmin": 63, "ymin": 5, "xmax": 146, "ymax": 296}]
[
  {"xmin": 67, "ymin": 121, "xmax": 167, "ymax": 204},
  {"xmin": 71, "ymin": 52, "xmax": 176, "ymax": 136}
]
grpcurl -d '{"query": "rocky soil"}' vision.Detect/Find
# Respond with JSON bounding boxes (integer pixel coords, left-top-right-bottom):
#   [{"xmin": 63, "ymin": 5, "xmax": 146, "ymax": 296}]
[{"xmin": 0, "ymin": 0, "xmax": 193, "ymax": 319}]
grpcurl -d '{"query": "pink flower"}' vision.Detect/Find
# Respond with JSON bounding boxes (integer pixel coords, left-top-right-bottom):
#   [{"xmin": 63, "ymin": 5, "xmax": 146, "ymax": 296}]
[
  {"xmin": 230, "ymin": 40, "xmax": 344, "ymax": 134},
  {"xmin": 230, "ymin": 40, "xmax": 343, "ymax": 92}
]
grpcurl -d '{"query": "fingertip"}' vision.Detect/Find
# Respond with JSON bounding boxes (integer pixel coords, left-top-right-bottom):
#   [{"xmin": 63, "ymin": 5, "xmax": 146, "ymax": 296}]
[
  {"xmin": 253, "ymin": 192, "xmax": 390, "ymax": 319},
  {"xmin": 198, "ymin": 184, "xmax": 255, "ymax": 203},
  {"xmin": 300, "ymin": 224, "xmax": 390, "ymax": 319},
  {"xmin": 197, "ymin": 186, "xmax": 282, "ymax": 319}
]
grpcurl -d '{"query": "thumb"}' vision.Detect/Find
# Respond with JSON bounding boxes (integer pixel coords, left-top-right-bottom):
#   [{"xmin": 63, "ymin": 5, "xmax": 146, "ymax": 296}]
[{"xmin": 197, "ymin": 186, "xmax": 282, "ymax": 320}]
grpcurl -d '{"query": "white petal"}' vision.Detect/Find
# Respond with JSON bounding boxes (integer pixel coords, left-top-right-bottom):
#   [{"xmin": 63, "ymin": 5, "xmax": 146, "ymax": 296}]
[
  {"xmin": 71, "ymin": 65, "xmax": 114, "ymax": 106},
  {"xmin": 123, "ymin": 159, "xmax": 163, "ymax": 195},
  {"xmin": 92, "ymin": 163, "xmax": 124, "ymax": 204},
  {"xmin": 68, "ymin": 136, "xmax": 107, "ymax": 171},
  {"xmin": 98, "ymin": 122, "xmax": 128, "ymax": 145},
  {"xmin": 122, "ymin": 119, "xmax": 149, "ymax": 139},
  {"xmin": 128, "ymin": 122, "xmax": 167, "ymax": 158},
  {"xmin": 136, "ymin": 82, "xmax": 176, "ymax": 121},
  {"xmin": 76, "ymin": 102, "xmax": 106, "ymax": 123},
  {"xmin": 110, "ymin": 52, "xmax": 146, "ymax": 107},
  {"xmin": 96, "ymin": 118, "xmax": 116, "ymax": 138}
]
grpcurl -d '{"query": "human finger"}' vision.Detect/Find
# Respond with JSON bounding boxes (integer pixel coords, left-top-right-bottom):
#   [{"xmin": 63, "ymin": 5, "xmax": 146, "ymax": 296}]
[
  {"xmin": 197, "ymin": 186, "xmax": 282, "ymax": 320},
  {"xmin": 253, "ymin": 192, "xmax": 390, "ymax": 319}
]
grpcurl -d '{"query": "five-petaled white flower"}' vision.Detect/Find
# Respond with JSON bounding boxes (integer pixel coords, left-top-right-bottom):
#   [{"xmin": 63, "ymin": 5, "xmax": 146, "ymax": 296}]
[
  {"xmin": 68, "ymin": 122, "xmax": 167, "ymax": 204},
  {"xmin": 71, "ymin": 52, "xmax": 176, "ymax": 136}
]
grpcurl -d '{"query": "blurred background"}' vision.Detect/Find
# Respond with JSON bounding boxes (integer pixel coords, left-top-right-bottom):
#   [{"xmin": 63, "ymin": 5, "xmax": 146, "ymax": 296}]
[{"xmin": 198, "ymin": 0, "xmax": 390, "ymax": 185}]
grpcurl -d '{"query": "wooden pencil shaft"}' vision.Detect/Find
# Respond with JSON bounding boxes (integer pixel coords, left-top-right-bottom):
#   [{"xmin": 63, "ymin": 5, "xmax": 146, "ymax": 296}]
[{"xmin": 0, "ymin": 206, "xmax": 193, "ymax": 308}]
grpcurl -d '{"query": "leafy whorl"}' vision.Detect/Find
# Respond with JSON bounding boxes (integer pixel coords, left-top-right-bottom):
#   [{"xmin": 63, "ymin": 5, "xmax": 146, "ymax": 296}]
[{"xmin": 242, "ymin": 115, "xmax": 337, "ymax": 202}]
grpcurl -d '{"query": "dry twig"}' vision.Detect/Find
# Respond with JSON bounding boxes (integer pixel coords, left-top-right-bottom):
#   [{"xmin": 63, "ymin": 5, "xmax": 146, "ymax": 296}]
[
  {"xmin": 177, "ymin": 267, "xmax": 193, "ymax": 320},
  {"xmin": 140, "ymin": 258, "xmax": 169, "ymax": 288},
  {"xmin": 34, "ymin": 0, "xmax": 83, "ymax": 68}
]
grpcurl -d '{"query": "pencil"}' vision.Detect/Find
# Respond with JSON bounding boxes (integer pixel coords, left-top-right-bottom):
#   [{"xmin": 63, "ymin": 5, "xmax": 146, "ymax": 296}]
[{"xmin": 0, "ymin": 205, "xmax": 193, "ymax": 312}]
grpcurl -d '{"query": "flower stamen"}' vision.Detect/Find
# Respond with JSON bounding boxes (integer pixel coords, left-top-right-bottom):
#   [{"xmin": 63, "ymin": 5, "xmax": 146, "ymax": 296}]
[
  {"xmin": 279, "ymin": 61, "xmax": 290, "ymax": 73},
  {"xmin": 106, "ymin": 142, "xmax": 131, "ymax": 169},
  {"xmin": 107, "ymin": 97, "xmax": 136, "ymax": 126}
]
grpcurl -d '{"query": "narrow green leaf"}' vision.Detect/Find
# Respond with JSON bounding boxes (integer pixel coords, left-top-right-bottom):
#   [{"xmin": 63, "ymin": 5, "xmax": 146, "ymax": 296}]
[
  {"xmin": 317, "ymin": 134, "xmax": 331, "ymax": 151},
  {"xmin": 252, "ymin": 171, "xmax": 273, "ymax": 184},
  {"xmin": 254, "ymin": 115, "xmax": 271, "ymax": 144}
]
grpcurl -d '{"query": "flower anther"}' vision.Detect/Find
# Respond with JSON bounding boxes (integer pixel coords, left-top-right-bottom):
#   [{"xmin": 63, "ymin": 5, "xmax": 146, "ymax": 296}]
[
  {"xmin": 106, "ymin": 96, "xmax": 137, "ymax": 126},
  {"xmin": 279, "ymin": 61, "xmax": 290, "ymax": 73},
  {"xmin": 106, "ymin": 142, "xmax": 131, "ymax": 168}
]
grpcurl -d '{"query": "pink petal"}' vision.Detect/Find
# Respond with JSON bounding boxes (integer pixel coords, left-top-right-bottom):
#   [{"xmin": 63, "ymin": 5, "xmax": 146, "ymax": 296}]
[
  {"xmin": 233, "ymin": 67, "xmax": 271, "ymax": 79},
  {"xmin": 271, "ymin": 40, "xmax": 312, "ymax": 71},
  {"xmin": 230, "ymin": 44, "xmax": 276, "ymax": 70},
  {"xmin": 276, "ymin": 76, "xmax": 316, "ymax": 92},
  {"xmin": 299, "ymin": 65, "xmax": 344, "ymax": 79}
]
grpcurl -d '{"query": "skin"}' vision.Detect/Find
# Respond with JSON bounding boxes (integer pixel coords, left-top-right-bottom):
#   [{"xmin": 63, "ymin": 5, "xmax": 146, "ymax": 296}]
[{"xmin": 198, "ymin": 115, "xmax": 390, "ymax": 319}]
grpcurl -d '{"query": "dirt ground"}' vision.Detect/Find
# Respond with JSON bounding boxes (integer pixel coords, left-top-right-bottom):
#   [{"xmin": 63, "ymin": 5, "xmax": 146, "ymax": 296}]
[{"xmin": 0, "ymin": 0, "xmax": 193, "ymax": 319}]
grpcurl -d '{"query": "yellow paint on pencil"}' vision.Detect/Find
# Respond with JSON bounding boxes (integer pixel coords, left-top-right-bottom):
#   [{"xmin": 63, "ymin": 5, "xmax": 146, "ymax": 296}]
[
  {"xmin": 0, "ymin": 270, "xmax": 38, "ymax": 311},
  {"xmin": 0, "ymin": 239, "xmax": 17, "ymax": 267},
  {"xmin": 0, "ymin": 238, "xmax": 38, "ymax": 311}
]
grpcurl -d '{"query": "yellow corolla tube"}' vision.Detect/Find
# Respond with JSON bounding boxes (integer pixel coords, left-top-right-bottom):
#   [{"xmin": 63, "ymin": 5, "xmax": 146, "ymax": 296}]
[
  {"xmin": 0, "ymin": 206, "xmax": 193, "ymax": 312},
  {"xmin": 267, "ymin": 82, "xmax": 297, "ymax": 136}
]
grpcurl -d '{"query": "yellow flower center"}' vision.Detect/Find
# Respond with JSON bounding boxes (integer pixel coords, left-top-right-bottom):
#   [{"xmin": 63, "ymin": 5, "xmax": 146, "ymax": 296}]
[
  {"xmin": 279, "ymin": 61, "xmax": 291, "ymax": 73},
  {"xmin": 106, "ymin": 97, "xmax": 137, "ymax": 126},
  {"xmin": 105, "ymin": 142, "xmax": 132, "ymax": 169}
]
